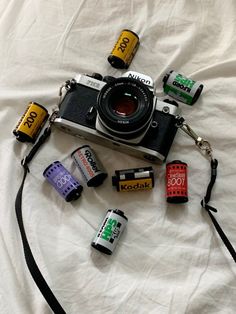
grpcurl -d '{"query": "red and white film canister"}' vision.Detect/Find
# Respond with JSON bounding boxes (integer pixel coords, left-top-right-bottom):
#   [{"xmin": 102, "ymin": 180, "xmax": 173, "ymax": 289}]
[{"xmin": 166, "ymin": 160, "xmax": 188, "ymax": 203}]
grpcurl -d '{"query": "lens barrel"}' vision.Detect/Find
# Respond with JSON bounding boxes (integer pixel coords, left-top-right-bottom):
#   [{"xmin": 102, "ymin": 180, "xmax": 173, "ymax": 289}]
[{"xmin": 97, "ymin": 77, "xmax": 153, "ymax": 139}]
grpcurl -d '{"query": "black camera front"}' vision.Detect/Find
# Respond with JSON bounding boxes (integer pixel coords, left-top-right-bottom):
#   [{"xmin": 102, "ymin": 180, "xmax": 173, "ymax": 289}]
[{"xmin": 54, "ymin": 72, "xmax": 180, "ymax": 163}]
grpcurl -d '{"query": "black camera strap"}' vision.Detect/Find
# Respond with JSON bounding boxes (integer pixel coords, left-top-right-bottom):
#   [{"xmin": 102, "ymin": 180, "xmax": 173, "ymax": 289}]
[
  {"xmin": 14, "ymin": 113, "xmax": 236, "ymax": 314},
  {"xmin": 177, "ymin": 118, "xmax": 236, "ymax": 263},
  {"xmin": 15, "ymin": 125, "xmax": 67, "ymax": 314},
  {"xmin": 201, "ymin": 159, "xmax": 236, "ymax": 262}
]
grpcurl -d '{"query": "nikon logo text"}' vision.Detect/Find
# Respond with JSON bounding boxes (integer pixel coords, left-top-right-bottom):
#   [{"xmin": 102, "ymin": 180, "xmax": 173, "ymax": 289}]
[{"xmin": 128, "ymin": 73, "xmax": 151, "ymax": 86}]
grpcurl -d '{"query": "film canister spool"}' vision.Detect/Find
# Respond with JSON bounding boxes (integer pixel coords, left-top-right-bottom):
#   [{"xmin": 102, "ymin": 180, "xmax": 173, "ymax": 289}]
[
  {"xmin": 163, "ymin": 70, "xmax": 203, "ymax": 105},
  {"xmin": 166, "ymin": 160, "xmax": 188, "ymax": 203},
  {"xmin": 13, "ymin": 102, "xmax": 49, "ymax": 142},
  {"xmin": 108, "ymin": 29, "xmax": 140, "ymax": 69},
  {"xmin": 71, "ymin": 145, "xmax": 107, "ymax": 187},
  {"xmin": 43, "ymin": 161, "xmax": 83, "ymax": 202},
  {"xmin": 91, "ymin": 209, "xmax": 128, "ymax": 255},
  {"xmin": 112, "ymin": 166, "xmax": 154, "ymax": 192}
]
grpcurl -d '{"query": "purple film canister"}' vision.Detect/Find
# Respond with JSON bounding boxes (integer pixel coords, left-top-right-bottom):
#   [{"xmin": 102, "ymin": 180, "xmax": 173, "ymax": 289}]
[
  {"xmin": 43, "ymin": 161, "xmax": 83, "ymax": 202},
  {"xmin": 71, "ymin": 145, "xmax": 107, "ymax": 187}
]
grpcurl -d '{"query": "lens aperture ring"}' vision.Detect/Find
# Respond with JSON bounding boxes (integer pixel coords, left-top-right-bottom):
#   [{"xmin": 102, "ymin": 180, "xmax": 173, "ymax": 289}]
[{"xmin": 97, "ymin": 77, "xmax": 153, "ymax": 137}]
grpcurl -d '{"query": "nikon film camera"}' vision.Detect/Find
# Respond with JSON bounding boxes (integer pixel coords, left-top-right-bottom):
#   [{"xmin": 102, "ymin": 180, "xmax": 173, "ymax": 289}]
[{"xmin": 53, "ymin": 71, "xmax": 180, "ymax": 163}]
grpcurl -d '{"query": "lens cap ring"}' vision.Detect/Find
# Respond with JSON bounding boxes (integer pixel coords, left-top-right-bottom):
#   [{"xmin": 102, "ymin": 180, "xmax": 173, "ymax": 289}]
[{"xmin": 97, "ymin": 77, "xmax": 153, "ymax": 135}]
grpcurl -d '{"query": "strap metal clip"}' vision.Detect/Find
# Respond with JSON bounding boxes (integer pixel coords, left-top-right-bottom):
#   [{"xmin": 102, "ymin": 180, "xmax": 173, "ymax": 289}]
[
  {"xmin": 49, "ymin": 109, "xmax": 59, "ymax": 124},
  {"xmin": 58, "ymin": 79, "xmax": 76, "ymax": 107},
  {"xmin": 176, "ymin": 117, "xmax": 213, "ymax": 160}
]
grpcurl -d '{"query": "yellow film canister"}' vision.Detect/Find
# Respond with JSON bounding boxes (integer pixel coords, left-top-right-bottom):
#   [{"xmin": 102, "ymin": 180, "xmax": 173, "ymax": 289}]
[
  {"xmin": 13, "ymin": 102, "xmax": 49, "ymax": 142},
  {"xmin": 108, "ymin": 29, "xmax": 140, "ymax": 69}
]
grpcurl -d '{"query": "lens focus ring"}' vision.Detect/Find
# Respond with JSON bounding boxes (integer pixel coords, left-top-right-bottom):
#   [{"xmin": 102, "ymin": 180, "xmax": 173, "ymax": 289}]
[{"xmin": 97, "ymin": 77, "xmax": 153, "ymax": 138}]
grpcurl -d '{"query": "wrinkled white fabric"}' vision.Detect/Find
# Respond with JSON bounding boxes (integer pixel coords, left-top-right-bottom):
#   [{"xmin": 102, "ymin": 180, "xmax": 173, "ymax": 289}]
[{"xmin": 0, "ymin": 1, "xmax": 236, "ymax": 313}]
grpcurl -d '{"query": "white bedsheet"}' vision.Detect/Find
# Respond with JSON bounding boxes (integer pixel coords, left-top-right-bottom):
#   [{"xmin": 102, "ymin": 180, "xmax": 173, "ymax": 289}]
[{"xmin": 0, "ymin": 1, "xmax": 236, "ymax": 313}]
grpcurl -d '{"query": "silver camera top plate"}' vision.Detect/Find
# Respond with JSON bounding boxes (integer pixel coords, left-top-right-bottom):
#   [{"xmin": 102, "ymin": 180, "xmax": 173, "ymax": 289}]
[{"xmin": 75, "ymin": 74, "xmax": 106, "ymax": 91}]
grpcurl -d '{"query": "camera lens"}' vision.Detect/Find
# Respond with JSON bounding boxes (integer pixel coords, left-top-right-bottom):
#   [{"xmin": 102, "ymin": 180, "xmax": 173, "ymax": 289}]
[
  {"xmin": 97, "ymin": 77, "xmax": 153, "ymax": 140},
  {"xmin": 111, "ymin": 93, "xmax": 138, "ymax": 117}
]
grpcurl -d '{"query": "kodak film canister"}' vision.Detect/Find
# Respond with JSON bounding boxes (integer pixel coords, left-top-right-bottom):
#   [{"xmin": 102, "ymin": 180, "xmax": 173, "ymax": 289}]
[
  {"xmin": 71, "ymin": 145, "xmax": 107, "ymax": 187},
  {"xmin": 166, "ymin": 160, "xmax": 188, "ymax": 203},
  {"xmin": 112, "ymin": 166, "xmax": 154, "ymax": 192},
  {"xmin": 13, "ymin": 102, "xmax": 49, "ymax": 142},
  {"xmin": 108, "ymin": 29, "xmax": 140, "ymax": 69},
  {"xmin": 43, "ymin": 161, "xmax": 83, "ymax": 202},
  {"xmin": 91, "ymin": 209, "xmax": 128, "ymax": 255},
  {"xmin": 163, "ymin": 70, "xmax": 203, "ymax": 105}
]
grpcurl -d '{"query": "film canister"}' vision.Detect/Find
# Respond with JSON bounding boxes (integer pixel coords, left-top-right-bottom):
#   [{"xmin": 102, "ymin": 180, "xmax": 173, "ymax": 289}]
[
  {"xmin": 166, "ymin": 160, "xmax": 188, "ymax": 203},
  {"xmin": 112, "ymin": 166, "xmax": 154, "ymax": 192},
  {"xmin": 13, "ymin": 102, "xmax": 49, "ymax": 142},
  {"xmin": 71, "ymin": 145, "xmax": 107, "ymax": 187},
  {"xmin": 91, "ymin": 209, "xmax": 128, "ymax": 255},
  {"xmin": 108, "ymin": 29, "xmax": 140, "ymax": 69},
  {"xmin": 43, "ymin": 161, "xmax": 83, "ymax": 202},
  {"xmin": 163, "ymin": 70, "xmax": 203, "ymax": 105}
]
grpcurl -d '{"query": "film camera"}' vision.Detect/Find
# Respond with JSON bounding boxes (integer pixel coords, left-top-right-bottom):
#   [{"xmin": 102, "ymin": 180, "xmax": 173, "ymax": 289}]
[{"xmin": 53, "ymin": 71, "xmax": 180, "ymax": 163}]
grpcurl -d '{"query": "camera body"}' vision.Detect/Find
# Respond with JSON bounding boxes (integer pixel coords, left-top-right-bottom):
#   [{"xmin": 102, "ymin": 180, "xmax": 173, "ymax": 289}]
[{"xmin": 53, "ymin": 71, "xmax": 180, "ymax": 163}]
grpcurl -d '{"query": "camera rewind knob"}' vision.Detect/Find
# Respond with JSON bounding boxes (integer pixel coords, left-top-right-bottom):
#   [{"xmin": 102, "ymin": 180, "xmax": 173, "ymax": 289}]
[{"xmin": 90, "ymin": 73, "xmax": 103, "ymax": 81}]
